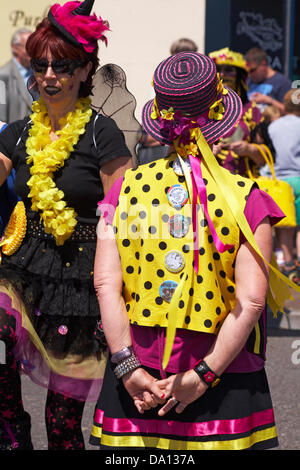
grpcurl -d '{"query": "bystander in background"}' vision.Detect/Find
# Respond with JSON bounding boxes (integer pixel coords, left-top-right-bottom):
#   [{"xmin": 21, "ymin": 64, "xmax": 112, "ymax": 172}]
[
  {"xmin": 245, "ymin": 47, "xmax": 291, "ymax": 114},
  {"xmin": 267, "ymin": 89, "xmax": 300, "ymax": 283},
  {"xmin": 0, "ymin": 28, "xmax": 32, "ymax": 123},
  {"xmin": 209, "ymin": 47, "xmax": 265, "ymax": 177}
]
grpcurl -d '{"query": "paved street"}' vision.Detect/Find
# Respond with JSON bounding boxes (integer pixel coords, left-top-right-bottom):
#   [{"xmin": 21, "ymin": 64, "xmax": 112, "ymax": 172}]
[{"xmin": 20, "ymin": 294, "xmax": 300, "ymax": 451}]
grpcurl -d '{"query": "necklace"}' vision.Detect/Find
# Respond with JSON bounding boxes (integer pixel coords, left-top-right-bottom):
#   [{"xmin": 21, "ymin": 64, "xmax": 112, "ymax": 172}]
[{"xmin": 26, "ymin": 97, "xmax": 92, "ymax": 245}]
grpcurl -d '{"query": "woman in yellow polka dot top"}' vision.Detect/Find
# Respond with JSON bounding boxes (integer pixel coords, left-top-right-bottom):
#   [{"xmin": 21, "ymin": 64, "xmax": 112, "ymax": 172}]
[{"xmin": 90, "ymin": 52, "xmax": 285, "ymax": 451}]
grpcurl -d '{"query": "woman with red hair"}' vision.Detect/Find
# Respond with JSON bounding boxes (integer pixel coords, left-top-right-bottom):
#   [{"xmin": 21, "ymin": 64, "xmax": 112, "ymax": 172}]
[{"xmin": 0, "ymin": 1, "xmax": 132, "ymax": 450}]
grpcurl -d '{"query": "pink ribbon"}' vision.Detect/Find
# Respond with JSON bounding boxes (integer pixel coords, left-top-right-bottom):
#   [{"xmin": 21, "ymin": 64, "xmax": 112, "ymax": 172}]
[{"xmin": 188, "ymin": 154, "xmax": 234, "ymax": 274}]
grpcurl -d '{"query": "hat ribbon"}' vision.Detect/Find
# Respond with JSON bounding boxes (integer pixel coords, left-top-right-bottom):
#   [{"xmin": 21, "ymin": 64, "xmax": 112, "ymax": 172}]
[
  {"xmin": 189, "ymin": 152, "xmax": 234, "ymax": 273},
  {"xmin": 162, "ymin": 125, "xmax": 300, "ymax": 369}
]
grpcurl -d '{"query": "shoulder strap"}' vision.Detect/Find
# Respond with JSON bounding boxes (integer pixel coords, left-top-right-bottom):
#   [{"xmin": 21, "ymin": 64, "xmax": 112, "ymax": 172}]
[{"xmin": 16, "ymin": 118, "xmax": 32, "ymax": 148}]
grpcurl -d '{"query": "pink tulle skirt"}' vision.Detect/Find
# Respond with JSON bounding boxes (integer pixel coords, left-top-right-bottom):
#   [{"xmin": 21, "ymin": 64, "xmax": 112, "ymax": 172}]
[{"xmin": 0, "ymin": 289, "xmax": 106, "ymax": 402}]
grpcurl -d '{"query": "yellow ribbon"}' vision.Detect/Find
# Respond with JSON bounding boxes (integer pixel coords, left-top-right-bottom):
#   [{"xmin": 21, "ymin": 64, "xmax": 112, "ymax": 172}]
[
  {"xmin": 195, "ymin": 129, "xmax": 298, "ymax": 303},
  {"xmin": 162, "ymin": 155, "xmax": 194, "ymax": 369},
  {"xmin": 162, "ymin": 128, "xmax": 299, "ymax": 369}
]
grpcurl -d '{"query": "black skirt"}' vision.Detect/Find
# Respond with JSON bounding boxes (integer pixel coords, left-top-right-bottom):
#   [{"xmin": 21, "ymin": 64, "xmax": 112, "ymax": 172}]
[
  {"xmin": 90, "ymin": 361, "xmax": 279, "ymax": 451},
  {"xmin": 0, "ymin": 211, "xmax": 106, "ymax": 358}
]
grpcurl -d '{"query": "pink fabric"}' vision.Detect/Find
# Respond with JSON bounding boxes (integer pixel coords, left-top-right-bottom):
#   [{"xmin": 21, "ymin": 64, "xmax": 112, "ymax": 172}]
[
  {"xmin": 189, "ymin": 154, "xmax": 234, "ymax": 273},
  {"xmin": 97, "ymin": 176, "xmax": 124, "ymax": 225},
  {"xmin": 51, "ymin": 2, "xmax": 109, "ymax": 52},
  {"xmin": 94, "ymin": 407, "xmax": 275, "ymax": 437},
  {"xmin": 1, "ymin": 292, "xmax": 102, "ymax": 402},
  {"xmin": 240, "ymin": 188, "xmax": 285, "ymax": 243},
  {"xmin": 98, "ymin": 179, "xmax": 285, "ymax": 374}
]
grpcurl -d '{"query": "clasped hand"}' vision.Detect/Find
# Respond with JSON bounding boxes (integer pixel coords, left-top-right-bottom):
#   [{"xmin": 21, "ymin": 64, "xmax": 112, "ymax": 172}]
[{"xmin": 122, "ymin": 367, "xmax": 208, "ymax": 416}]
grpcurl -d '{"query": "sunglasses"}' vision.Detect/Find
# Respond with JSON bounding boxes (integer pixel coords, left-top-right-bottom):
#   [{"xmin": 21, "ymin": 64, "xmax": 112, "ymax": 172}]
[
  {"xmin": 31, "ymin": 58, "xmax": 87, "ymax": 76},
  {"xmin": 248, "ymin": 66, "xmax": 258, "ymax": 74}
]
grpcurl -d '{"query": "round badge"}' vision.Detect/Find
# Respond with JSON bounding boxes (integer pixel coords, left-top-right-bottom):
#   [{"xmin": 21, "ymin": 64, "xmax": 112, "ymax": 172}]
[
  {"xmin": 167, "ymin": 184, "xmax": 188, "ymax": 209},
  {"xmin": 173, "ymin": 156, "xmax": 192, "ymax": 176},
  {"xmin": 58, "ymin": 325, "xmax": 68, "ymax": 336},
  {"xmin": 168, "ymin": 214, "xmax": 191, "ymax": 238},
  {"xmin": 159, "ymin": 280, "xmax": 178, "ymax": 303},
  {"xmin": 164, "ymin": 250, "xmax": 185, "ymax": 273}
]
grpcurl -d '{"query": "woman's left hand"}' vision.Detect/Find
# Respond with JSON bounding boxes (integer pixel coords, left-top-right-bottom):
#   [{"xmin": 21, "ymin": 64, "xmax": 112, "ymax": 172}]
[
  {"xmin": 157, "ymin": 370, "xmax": 208, "ymax": 416},
  {"xmin": 229, "ymin": 140, "xmax": 250, "ymax": 156},
  {"xmin": 122, "ymin": 367, "xmax": 167, "ymax": 414}
]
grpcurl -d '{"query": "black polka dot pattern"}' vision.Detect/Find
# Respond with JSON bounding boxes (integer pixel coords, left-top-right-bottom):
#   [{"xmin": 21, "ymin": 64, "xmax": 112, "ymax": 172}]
[{"xmin": 115, "ymin": 155, "xmax": 255, "ymax": 333}]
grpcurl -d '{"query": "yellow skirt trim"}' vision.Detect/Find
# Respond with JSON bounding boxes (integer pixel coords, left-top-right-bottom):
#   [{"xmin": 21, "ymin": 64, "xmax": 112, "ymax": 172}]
[{"xmin": 90, "ymin": 424, "xmax": 277, "ymax": 451}]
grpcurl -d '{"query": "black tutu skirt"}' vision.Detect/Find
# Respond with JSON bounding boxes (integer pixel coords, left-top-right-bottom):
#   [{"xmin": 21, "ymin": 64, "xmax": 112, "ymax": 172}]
[
  {"xmin": 0, "ymin": 212, "xmax": 107, "ymax": 401},
  {"xmin": 90, "ymin": 361, "xmax": 279, "ymax": 451}
]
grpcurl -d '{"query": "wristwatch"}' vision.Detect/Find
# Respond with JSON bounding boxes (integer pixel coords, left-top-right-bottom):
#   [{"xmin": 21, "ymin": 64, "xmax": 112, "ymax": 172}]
[{"xmin": 193, "ymin": 359, "xmax": 221, "ymax": 388}]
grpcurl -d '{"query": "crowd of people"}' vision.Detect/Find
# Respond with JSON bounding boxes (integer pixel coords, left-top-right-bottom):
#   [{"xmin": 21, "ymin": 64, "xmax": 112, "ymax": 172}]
[{"xmin": 0, "ymin": 0, "xmax": 299, "ymax": 452}]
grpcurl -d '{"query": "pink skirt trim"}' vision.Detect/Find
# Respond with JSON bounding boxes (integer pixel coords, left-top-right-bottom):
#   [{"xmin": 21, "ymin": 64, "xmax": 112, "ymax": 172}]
[{"xmin": 94, "ymin": 407, "xmax": 275, "ymax": 437}]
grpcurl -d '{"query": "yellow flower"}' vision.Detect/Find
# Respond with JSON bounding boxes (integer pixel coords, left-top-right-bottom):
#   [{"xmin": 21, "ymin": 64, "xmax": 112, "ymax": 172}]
[
  {"xmin": 0, "ymin": 201, "xmax": 27, "ymax": 260},
  {"xmin": 151, "ymin": 97, "xmax": 160, "ymax": 120},
  {"xmin": 26, "ymin": 97, "xmax": 92, "ymax": 245},
  {"xmin": 160, "ymin": 107, "xmax": 174, "ymax": 120},
  {"xmin": 208, "ymin": 98, "xmax": 225, "ymax": 121},
  {"xmin": 243, "ymin": 108, "xmax": 253, "ymax": 124},
  {"xmin": 187, "ymin": 141, "xmax": 199, "ymax": 157},
  {"xmin": 190, "ymin": 128, "xmax": 201, "ymax": 141},
  {"xmin": 216, "ymin": 74, "xmax": 228, "ymax": 96}
]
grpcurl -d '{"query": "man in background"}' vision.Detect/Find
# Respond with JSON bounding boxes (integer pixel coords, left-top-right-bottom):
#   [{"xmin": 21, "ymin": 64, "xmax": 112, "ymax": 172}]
[
  {"xmin": 0, "ymin": 27, "xmax": 32, "ymax": 123},
  {"xmin": 245, "ymin": 47, "xmax": 291, "ymax": 113}
]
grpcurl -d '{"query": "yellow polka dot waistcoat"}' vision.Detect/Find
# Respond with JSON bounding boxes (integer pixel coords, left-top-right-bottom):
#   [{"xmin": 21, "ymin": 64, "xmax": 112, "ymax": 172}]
[{"xmin": 114, "ymin": 155, "xmax": 255, "ymax": 335}]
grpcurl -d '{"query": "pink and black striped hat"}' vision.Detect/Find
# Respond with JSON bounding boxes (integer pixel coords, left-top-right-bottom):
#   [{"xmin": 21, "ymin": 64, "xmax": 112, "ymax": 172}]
[{"xmin": 142, "ymin": 52, "xmax": 242, "ymax": 145}]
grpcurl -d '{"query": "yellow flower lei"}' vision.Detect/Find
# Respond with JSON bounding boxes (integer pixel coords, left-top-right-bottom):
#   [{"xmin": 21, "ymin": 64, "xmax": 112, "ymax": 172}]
[{"xmin": 26, "ymin": 97, "xmax": 92, "ymax": 246}]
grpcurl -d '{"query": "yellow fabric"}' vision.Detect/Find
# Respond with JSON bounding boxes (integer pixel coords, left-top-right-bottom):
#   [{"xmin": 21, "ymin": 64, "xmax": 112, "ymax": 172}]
[
  {"xmin": 90, "ymin": 424, "xmax": 277, "ymax": 450},
  {"xmin": 26, "ymin": 97, "xmax": 92, "ymax": 245},
  {"xmin": 0, "ymin": 281, "xmax": 107, "ymax": 380},
  {"xmin": 195, "ymin": 130, "xmax": 300, "ymax": 312},
  {"xmin": 247, "ymin": 144, "xmax": 296, "ymax": 228},
  {"xmin": 0, "ymin": 201, "xmax": 27, "ymax": 263},
  {"xmin": 117, "ymin": 128, "xmax": 300, "ymax": 368},
  {"xmin": 217, "ymin": 102, "xmax": 263, "ymax": 179},
  {"xmin": 209, "ymin": 47, "xmax": 248, "ymax": 72},
  {"xmin": 115, "ymin": 156, "xmax": 253, "ymax": 350}
]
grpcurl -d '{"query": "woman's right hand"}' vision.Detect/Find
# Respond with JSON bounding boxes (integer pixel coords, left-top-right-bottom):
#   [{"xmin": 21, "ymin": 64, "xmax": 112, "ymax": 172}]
[
  {"xmin": 122, "ymin": 367, "xmax": 166, "ymax": 414},
  {"xmin": 212, "ymin": 142, "xmax": 226, "ymax": 156}
]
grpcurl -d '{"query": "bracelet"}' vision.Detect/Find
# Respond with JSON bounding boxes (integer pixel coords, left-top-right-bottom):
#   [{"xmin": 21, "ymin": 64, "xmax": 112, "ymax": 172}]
[
  {"xmin": 193, "ymin": 359, "xmax": 221, "ymax": 388},
  {"xmin": 111, "ymin": 346, "xmax": 133, "ymax": 364},
  {"xmin": 113, "ymin": 354, "xmax": 141, "ymax": 379}
]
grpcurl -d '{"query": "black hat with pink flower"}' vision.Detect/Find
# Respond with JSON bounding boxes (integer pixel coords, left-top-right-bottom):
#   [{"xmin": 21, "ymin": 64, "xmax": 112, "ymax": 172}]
[{"xmin": 48, "ymin": 0, "xmax": 109, "ymax": 53}]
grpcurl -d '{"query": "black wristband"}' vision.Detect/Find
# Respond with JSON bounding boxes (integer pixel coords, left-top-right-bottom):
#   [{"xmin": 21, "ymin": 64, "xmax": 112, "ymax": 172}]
[{"xmin": 193, "ymin": 359, "xmax": 221, "ymax": 388}]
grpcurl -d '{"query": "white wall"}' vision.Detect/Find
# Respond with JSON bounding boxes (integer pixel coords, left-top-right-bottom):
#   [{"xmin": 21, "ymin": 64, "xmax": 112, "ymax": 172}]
[
  {"xmin": 94, "ymin": 0, "xmax": 206, "ymax": 122},
  {"xmin": 0, "ymin": 1, "xmax": 206, "ymax": 123}
]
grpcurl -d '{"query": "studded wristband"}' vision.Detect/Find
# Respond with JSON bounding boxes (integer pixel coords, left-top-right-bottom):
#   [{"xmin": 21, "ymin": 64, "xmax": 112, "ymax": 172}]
[
  {"xmin": 113, "ymin": 354, "xmax": 142, "ymax": 379},
  {"xmin": 193, "ymin": 359, "xmax": 221, "ymax": 388}
]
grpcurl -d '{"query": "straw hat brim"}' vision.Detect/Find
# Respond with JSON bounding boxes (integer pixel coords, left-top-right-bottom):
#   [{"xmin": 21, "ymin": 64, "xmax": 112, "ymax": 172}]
[{"xmin": 142, "ymin": 86, "xmax": 242, "ymax": 145}]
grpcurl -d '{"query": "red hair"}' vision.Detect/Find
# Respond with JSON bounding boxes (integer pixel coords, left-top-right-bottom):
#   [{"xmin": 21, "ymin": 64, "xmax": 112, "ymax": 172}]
[{"xmin": 26, "ymin": 18, "xmax": 99, "ymax": 97}]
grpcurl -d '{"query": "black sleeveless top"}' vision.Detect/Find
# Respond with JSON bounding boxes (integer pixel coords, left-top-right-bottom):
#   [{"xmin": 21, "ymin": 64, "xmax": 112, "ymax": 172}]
[{"xmin": 0, "ymin": 110, "xmax": 131, "ymax": 223}]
